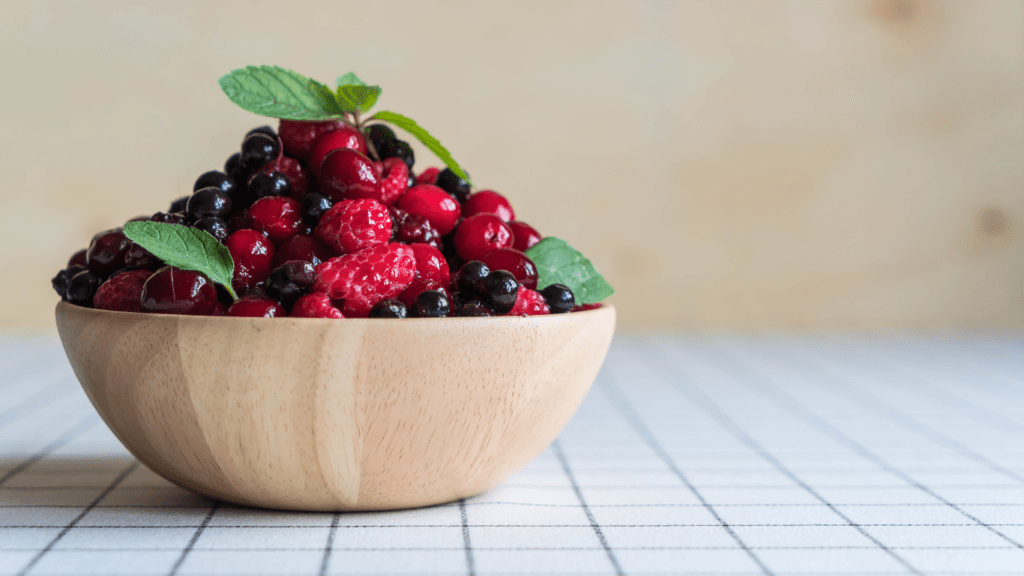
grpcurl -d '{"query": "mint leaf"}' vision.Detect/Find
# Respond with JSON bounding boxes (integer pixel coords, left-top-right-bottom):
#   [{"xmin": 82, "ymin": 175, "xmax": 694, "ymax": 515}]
[
  {"xmin": 525, "ymin": 237, "xmax": 614, "ymax": 304},
  {"xmin": 219, "ymin": 66, "xmax": 342, "ymax": 121},
  {"xmin": 371, "ymin": 110, "xmax": 470, "ymax": 183},
  {"xmin": 336, "ymin": 84, "xmax": 381, "ymax": 114},
  {"xmin": 124, "ymin": 222, "xmax": 238, "ymax": 300},
  {"xmin": 336, "ymin": 72, "xmax": 367, "ymax": 87}
]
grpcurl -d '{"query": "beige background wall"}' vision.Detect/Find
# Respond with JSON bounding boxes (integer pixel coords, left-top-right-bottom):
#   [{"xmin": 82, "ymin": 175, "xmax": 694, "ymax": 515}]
[{"xmin": 2, "ymin": 0, "xmax": 1022, "ymax": 329}]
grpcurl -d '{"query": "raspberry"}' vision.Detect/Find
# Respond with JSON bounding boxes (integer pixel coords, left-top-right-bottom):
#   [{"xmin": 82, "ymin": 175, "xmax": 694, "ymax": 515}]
[
  {"xmin": 509, "ymin": 221, "xmax": 542, "ymax": 252},
  {"xmin": 478, "ymin": 248, "xmax": 539, "ymax": 290},
  {"xmin": 409, "ymin": 243, "xmax": 450, "ymax": 286},
  {"xmin": 395, "ymin": 184, "xmax": 461, "ymax": 236},
  {"xmin": 226, "ymin": 296, "xmax": 286, "ymax": 317},
  {"xmin": 377, "ymin": 158, "xmax": 410, "ymax": 206},
  {"xmin": 290, "ymin": 292, "xmax": 344, "ymax": 318},
  {"xmin": 92, "ymin": 270, "xmax": 152, "ymax": 312},
  {"xmin": 398, "ymin": 278, "xmax": 449, "ymax": 308},
  {"xmin": 462, "ymin": 190, "xmax": 515, "ymax": 222},
  {"xmin": 508, "ymin": 287, "xmax": 550, "ymax": 316},
  {"xmin": 258, "ymin": 156, "xmax": 309, "ymax": 198},
  {"xmin": 225, "ymin": 229, "xmax": 276, "ymax": 294},
  {"xmin": 453, "ymin": 214, "xmax": 514, "ymax": 261},
  {"xmin": 273, "ymin": 234, "xmax": 334, "ymax": 267},
  {"xmin": 313, "ymin": 243, "xmax": 416, "ymax": 317},
  {"xmin": 315, "ymin": 199, "xmax": 392, "ymax": 254},
  {"xmin": 249, "ymin": 196, "xmax": 303, "ymax": 245},
  {"xmin": 416, "ymin": 167, "xmax": 441, "ymax": 185},
  {"xmin": 279, "ymin": 119, "xmax": 347, "ymax": 162}
]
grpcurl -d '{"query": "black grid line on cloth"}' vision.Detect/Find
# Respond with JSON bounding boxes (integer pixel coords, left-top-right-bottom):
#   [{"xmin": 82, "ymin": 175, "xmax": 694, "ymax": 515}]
[
  {"xmin": 700, "ymin": 339, "xmax": 1024, "ymax": 550},
  {"xmin": 4, "ymin": 545, "xmax": 1024, "ymax": 552},
  {"xmin": 632, "ymin": 344, "xmax": 924, "ymax": 575},
  {"xmin": 0, "ymin": 414, "xmax": 98, "ymax": 487},
  {"xmin": 167, "ymin": 501, "xmax": 221, "ymax": 576},
  {"xmin": 459, "ymin": 498, "xmax": 475, "ymax": 576},
  {"xmin": 783, "ymin": 340, "xmax": 1024, "ymax": 485},
  {"xmin": 5, "ymin": 523, "xmax": 1024, "ymax": 528},
  {"xmin": 15, "ymin": 461, "xmax": 139, "ymax": 576},
  {"xmin": 596, "ymin": 372, "xmax": 775, "ymax": 575},
  {"xmin": 318, "ymin": 512, "xmax": 341, "ymax": 576},
  {"xmin": 552, "ymin": 440, "xmax": 624, "ymax": 576}
]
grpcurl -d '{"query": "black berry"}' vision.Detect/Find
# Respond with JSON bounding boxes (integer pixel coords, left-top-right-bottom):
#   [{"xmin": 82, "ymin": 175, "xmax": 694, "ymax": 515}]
[
  {"xmin": 412, "ymin": 290, "xmax": 450, "ymax": 318},
  {"xmin": 187, "ymin": 187, "xmax": 232, "ymax": 219},
  {"xmin": 301, "ymin": 193, "xmax": 333, "ymax": 226},
  {"xmin": 378, "ymin": 139, "xmax": 414, "ymax": 171},
  {"xmin": 66, "ymin": 270, "xmax": 100, "ymax": 307},
  {"xmin": 369, "ymin": 299, "xmax": 408, "ymax": 318},
  {"xmin": 455, "ymin": 302, "xmax": 492, "ymax": 317},
  {"xmin": 51, "ymin": 269, "xmax": 70, "ymax": 299},
  {"xmin": 541, "ymin": 283, "xmax": 575, "ymax": 314},
  {"xmin": 365, "ymin": 124, "xmax": 396, "ymax": 158},
  {"xmin": 482, "ymin": 270, "xmax": 519, "ymax": 315},
  {"xmin": 248, "ymin": 170, "xmax": 290, "ymax": 199},
  {"xmin": 193, "ymin": 170, "xmax": 235, "ymax": 195},
  {"xmin": 455, "ymin": 261, "xmax": 490, "ymax": 296},
  {"xmin": 264, "ymin": 261, "xmax": 316, "ymax": 309},
  {"xmin": 246, "ymin": 125, "xmax": 277, "ymax": 139},
  {"xmin": 436, "ymin": 168, "xmax": 472, "ymax": 203},
  {"xmin": 240, "ymin": 133, "xmax": 279, "ymax": 171},
  {"xmin": 169, "ymin": 196, "xmax": 189, "ymax": 213},
  {"xmin": 193, "ymin": 217, "xmax": 229, "ymax": 242},
  {"xmin": 151, "ymin": 212, "xmax": 187, "ymax": 225},
  {"xmin": 225, "ymin": 152, "xmax": 248, "ymax": 184}
]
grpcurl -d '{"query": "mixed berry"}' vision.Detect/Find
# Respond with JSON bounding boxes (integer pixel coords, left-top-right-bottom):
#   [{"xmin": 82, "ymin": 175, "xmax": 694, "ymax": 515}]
[{"xmin": 51, "ymin": 66, "xmax": 611, "ymax": 318}]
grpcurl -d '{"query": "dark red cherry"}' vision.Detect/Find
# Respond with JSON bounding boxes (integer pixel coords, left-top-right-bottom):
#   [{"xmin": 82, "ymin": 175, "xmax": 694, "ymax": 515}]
[
  {"xmin": 86, "ymin": 229, "xmax": 131, "ymax": 279},
  {"xmin": 478, "ymin": 248, "xmax": 539, "ymax": 290},
  {"xmin": 318, "ymin": 148, "xmax": 380, "ymax": 203},
  {"xmin": 140, "ymin": 267, "xmax": 219, "ymax": 315}
]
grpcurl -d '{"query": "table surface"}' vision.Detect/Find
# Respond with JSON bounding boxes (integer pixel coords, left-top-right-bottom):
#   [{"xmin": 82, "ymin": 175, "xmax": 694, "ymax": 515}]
[{"xmin": 1, "ymin": 333, "xmax": 1023, "ymax": 576}]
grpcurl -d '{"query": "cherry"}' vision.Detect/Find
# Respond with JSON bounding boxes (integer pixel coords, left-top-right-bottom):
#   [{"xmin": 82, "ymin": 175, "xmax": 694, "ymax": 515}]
[
  {"xmin": 65, "ymin": 270, "xmax": 100, "ymax": 307},
  {"xmin": 398, "ymin": 278, "xmax": 448, "ymax": 309},
  {"xmin": 318, "ymin": 148, "xmax": 380, "ymax": 203},
  {"xmin": 225, "ymin": 229, "xmax": 276, "ymax": 293},
  {"xmin": 309, "ymin": 127, "xmax": 368, "ymax": 177},
  {"xmin": 391, "ymin": 210, "xmax": 442, "ymax": 250},
  {"xmin": 123, "ymin": 242, "xmax": 161, "ymax": 270},
  {"xmin": 140, "ymin": 267, "xmax": 219, "ymax": 315},
  {"xmin": 226, "ymin": 296, "xmax": 286, "ymax": 318},
  {"xmin": 478, "ymin": 248, "xmax": 539, "ymax": 290},
  {"xmin": 453, "ymin": 214, "xmax": 514, "ymax": 261},
  {"xmin": 86, "ymin": 229, "xmax": 131, "ymax": 279},
  {"xmin": 279, "ymin": 119, "xmax": 348, "ymax": 162},
  {"xmin": 258, "ymin": 157, "xmax": 308, "ymax": 199},
  {"xmin": 248, "ymin": 196, "xmax": 302, "ymax": 245},
  {"xmin": 68, "ymin": 249, "xmax": 87, "ymax": 268},
  {"xmin": 462, "ymin": 190, "xmax": 514, "ymax": 222},
  {"xmin": 509, "ymin": 221, "xmax": 542, "ymax": 252},
  {"xmin": 273, "ymin": 234, "xmax": 333, "ymax": 267},
  {"xmin": 394, "ymin": 185, "xmax": 461, "ymax": 236},
  {"xmin": 409, "ymin": 243, "xmax": 450, "ymax": 286}
]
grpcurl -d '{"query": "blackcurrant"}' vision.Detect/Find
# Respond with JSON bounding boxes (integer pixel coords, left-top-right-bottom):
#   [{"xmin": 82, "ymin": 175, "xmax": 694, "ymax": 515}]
[
  {"xmin": 187, "ymin": 187, "xmax": 232, "ymax": 219},
  {"xmin": 193, "ymin": 217, "xmax": 229, "ymax": 243},
  {"xmin": 378, "ymin": 139, "xmax": 414, "ymax": 171},
  {"xmin": 246, "ymin": 125, "xmax": 277, "ymax": 139},
  {"xmin": 455, "ymin": 261, "xmax": 490, "ymax": 296},
  {"xmin": 66, "ymin": 270, "xmax": 100, "ymax": 307},
  {"xmin": 455, "ymin": 302, "xmax": 492, "ymax": 317},
  {"xmin": 240, "ymin": 133, "xmax": 279, "ymax": 171},
  {"xmin": 193, "ymin": 170, "xmax": 235, "ymax": 195},
  {"xmin": 169, "ymin": 196, "xmax": 190, "ymax": 213},
  {"xmin": 369, "ymin": 299, "xmax": 408, "ymax": 318},
  {"xmin": 482, "ymin": 270, "xmax": 519, "ymax": 315},
  {"xmin": 300, "ymin": 193, "xmax": 333, "ymax": 226},
  {"xmin": 541, "ymin": 283, "xmax": 575, "ymax": 314},
  {"xmin": 436, "ymin": 168, "xmax": 471, "ymax": 203},
  {"xmin": 412, "ymin": 290, "xmax": 450, "ymax": 318},
  {"xmin": 248, "ymin": 170, "xmax": 290, "ymax": 199},
  {"xmin": 264, "ymin": 261, "xmax": 316, "ymax": 309}
]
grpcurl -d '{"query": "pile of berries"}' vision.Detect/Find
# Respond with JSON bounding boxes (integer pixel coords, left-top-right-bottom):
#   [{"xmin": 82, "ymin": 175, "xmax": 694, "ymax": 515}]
[{"xmin": 52, "ymin": 121, "xmax": 595, "ymax": 318}]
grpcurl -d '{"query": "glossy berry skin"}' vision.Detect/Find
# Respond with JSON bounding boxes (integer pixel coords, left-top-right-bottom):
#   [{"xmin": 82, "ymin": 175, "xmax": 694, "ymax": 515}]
[
  {"xmin": 315, "ymin": 198, "xmax": 392, "ymax": 254},
  {"xmin": 412, "ymin": 290, "xmax": 450, "ymax": 318},
  {"xmin": 454, "ymin": 261, "xmax": 490, "ymax": 296},
  {"xmin": 225, "ymin": 230, "xmax": 276, "ymax": 294},
  {"xmin": 365, "ymin": 124, "xmax": 396, "ymax": 158},
  {"xmin": 453, "ymin": 214, "xmax": 514, "ymax": 261},
  {"xmin": 259, "ymin": 156, "xmax": 308, "ymax": 199},
  {"xmin": 314, "ymin": 243, "xmax": 416, "ymax": 317},
  {"xmin": 398, "ymin": 278, "xmax": 447, "ymax": 309},
  {"xmin": 416, "ymin": 167, "xmax": 441, "ymax": 186},
  {"xmin": 509, "ymin": 221, "xmax": 542, "ymax": 252},
  {"xmin": 66, "ymin": 270, "xmax": 100, "ymax": 307},
  {"xmin": 368, "ymin": 299, "xmax": 407, "ymax": 318},
  {"xmin": 248, "ymin": 170, "xmax": 290, "ymax": 199},
  {"xmin": 247, "ymin": 125, "xmax": 277, "ymax": 139},
  {"xmin": 93, "ymin": 269, "xmax": 152, "ymax": 313},
  {"xmin": 318, "ymin": 148, "xmax": 381, "ymax": 203},
  {"xmin": 455, "ymin": 302, "xmax": 492, "ymax": 317},
  {"xmin": 169, "ymin": 196, "xmax": 190, "ymax": 213},
  {"xmin": 309, "ymin": 127, "xmax": 368, "ymax": 177},
  {"xmin": 193, "ymin": 171, "xmax": 235, "ymax": 195},
  {"xmin": 478, "ymin": 248, "xmax": 539, "ymax": 290},
  {"xmin": 481, "ymin": 270, "xmax": 519, "ymax": 315},
  {"xmin": 224, "ymin": 153, "xmax": 249, "ymax": 189},
  {"xmin": 151, "ymin": 211, "xmax": 187, "ymax": 225},
  {"xmin": 436, "ymin": 168, "xmax": 472, "ymax": 203},
  {"xmin": 123, "ymin": 242, "xmax": 161, "ymax": 270},
  {"xmin": 462, "ymin": 190, "xmax": 514, "ymax": 222},
  {"xmin": 226, "ymin": 296, "xmax": 286, "ymax": 318},
  {"xmin": 395, "ymin": 185, "xmax": 461, "ymax": 236},
  {"xmin": 573, "ymin": 303, "xmax": 603, "ymax": 312},
  {"xmin": 301, "ymin": 193, "xmax": 333, "ymax": 226},
  {"xmin": 391, "ymin": 211, "xmax": 442, "ymax": 250},
  {"xmin": 240, "ymin": 133, "xmax": 280, "ymax": 172},
  {"xmin": 265, "ymin": 260, "xmax": 316, "ymax": 309},
  {"xmin": 86, "ymin": 229, "xmax": 132, "ymax": 279},
  {"xmin": 290, "ymin": 292, "xmax": 344, "ymax": 318},
  {"xmin": 377, "ymin": 139, "xmax": 414, "ymax": 171},
  {"xmin": 52, "ymin": 264, "xmax": 86, "ymax": 299},
  {"xmin": 68, "ymin": 249, "xmax": 88, "ymax": 268},
  {"xmin": 192, "ymin": 217, "xmax": 229, "ymax": 243},
  {"xmin": 187, "ymin": 187, "xmax": 232, "ymax": 220},
  {"xmin": 409, "ymin": 243, "xmax": 450, "ymax": 286},
  {"xmin": 273, "ymin": 234, "xmax": 333, "ymax": 267},
  {"xmin": 540, "ymin": 283, "xmax": 575, "ymax": 314},
  {"xmin": 377, "ymin": 158, "xmax": 409, "ymax": 206},
  {"xmin": 248, "ymin": 196, "xmax": 303, "ymax": 245},
  {"xmin": 279, "ymin": 119, "xmax": 347, "ymax": 162},
  {"xmin": 141, "ymin": 267, "xmax": 219, "ymax": 315}
]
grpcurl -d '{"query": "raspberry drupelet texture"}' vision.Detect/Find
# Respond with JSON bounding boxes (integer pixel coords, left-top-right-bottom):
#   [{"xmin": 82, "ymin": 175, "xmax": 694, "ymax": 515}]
[
  {"xmin": 377, "ymin": 158, "xmax": 410, "ymax": 206},
  {"xmin": 508, "ymin": 287, "xmax": 550, "ymax": 316},
  {"xmin": 313, "ymin": 243, "xmax": 416, "ymax": 317},
  {"xmin": 315, "ymin": 199, "xmax": 393, "ymax": 255},
  {"xmin": 290, "ymin": 292, "xmax": 345, "ymax": 318},
  {"xmin": 92, "ymin": 269, "xmax": 153, "ymax": 313}
]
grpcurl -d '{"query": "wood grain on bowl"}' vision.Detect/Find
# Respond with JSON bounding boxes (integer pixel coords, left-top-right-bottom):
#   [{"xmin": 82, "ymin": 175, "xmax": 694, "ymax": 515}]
[{"xmin": 54, "ymin": 301, "xmax": 616, "ymax": 511}]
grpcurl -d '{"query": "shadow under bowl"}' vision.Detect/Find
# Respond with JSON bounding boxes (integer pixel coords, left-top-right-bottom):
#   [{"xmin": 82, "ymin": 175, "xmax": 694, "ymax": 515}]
[{"xmin": 55, "ymin": 301, "xmax": 616, "ymax": 511}]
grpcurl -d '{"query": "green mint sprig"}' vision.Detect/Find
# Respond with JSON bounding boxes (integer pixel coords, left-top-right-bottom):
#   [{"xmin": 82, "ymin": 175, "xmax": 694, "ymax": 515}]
[
  {"xmin": 218, "ymin": 66, "xmax": 470, "ymax": 182},
  {"xmin": 525, "ymin": 238, "xmax": 614, "ymax": 305},
  {"xmin": 124, "ymin": 222, "xmax": 238, "ymax": 300}
]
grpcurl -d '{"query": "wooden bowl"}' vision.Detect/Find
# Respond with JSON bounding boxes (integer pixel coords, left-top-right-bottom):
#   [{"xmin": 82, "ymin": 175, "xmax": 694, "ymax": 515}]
[{"xmin": 54, "ymin": 301, "xmax": 615, "ymax": 511}]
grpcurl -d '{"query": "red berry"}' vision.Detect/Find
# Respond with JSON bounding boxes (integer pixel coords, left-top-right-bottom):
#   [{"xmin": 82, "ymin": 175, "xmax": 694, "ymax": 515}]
[
  {"xmin": 279, "ymin": 119, "xmax": 347, "ymax": 162},
  {"xmin": 86, "ymin": 229, "xmax": 131, "ymax": 278},
  {"xmin": 225, "ymin": 229, "xmax": 276, "ymax": 293},
  {"xmin": 509, "ymin": 221, "xmax": 542, "ymax": 252},
  {"xmin": 408, "ymin": 243, "xmax": 450, "ymax": 286},
  {"xmin": 454, "ymin": 214, "xmax": 514, "ymax": 261},
  {"xmin": 92, "ymin": 270, "xmax": 152, "ymax": 313},
  {"xmin": 390, "ymin": 209, "xmax": 442, "ymax": 249},
  {"xmin": 398, "ymin": 278, "xmax": 448, "ymax": 309},
  {"xmin": 462, "ymin": 190, "xmax": 515, "ymax": 222},
  {"xmin": 508, "ymin": 287, "xmax": 550, "ymax": 316},
  {"xmin": 249, "ymin": 196, "xmax": 303, "ymax": 245},
  {"xmin": 318, "ymin": 148, "xmax": 381, "ymax": 203},
  {"xmin": 573, "ymin": 303, "xmax": 603, "ymax": 312},
  {"xmin": 395, "ymin": 185, "xmax": 461, "ymax": 236},
  {"xmin": 479, "ymin": 248, "xmax": 539, "ymax": 290},
  {"xmin": 315, "ymin": 199, "xmax": 392, "ymax": 254},
  {"xmin": 273, "ymin": 234, "xmax": 334, "ymax": 267},
  {"xmin": 416, "ymin": 167, "xmax": 441, "ymax": 185},
  {"xmin": 378, "ymin": 158, "xmax": 409, "ymax": 206},
  {"xmin": 290, "ymin": 292, "xmax": 344, "ymax": 318},
  {"xmin": 68, "ymin": 249, "xmax": 87, "ymax": 268},
  {"xmin": 310, "ymin": 127, "xmax": 368, "ymax": 178},
  {"xmin": 140, "ymin": 267, "xmax": 219, "ymax": 315},
  {"xmin": 258, "ymin": 156, "xmax": 309, "ymax": 199},
  {"xmin": 226, "ymin": 296, "xmax": 286, "ymax": 318},
  {"xmin": 313, "ymin": 243, "xmax": 416, "ymax": 317}
]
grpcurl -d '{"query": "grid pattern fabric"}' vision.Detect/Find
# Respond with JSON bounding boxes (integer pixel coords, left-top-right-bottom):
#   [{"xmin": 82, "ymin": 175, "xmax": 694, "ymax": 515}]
[{"xmin": 1, "ymin": 332, "xmax": 1023, "ymax": 576}]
